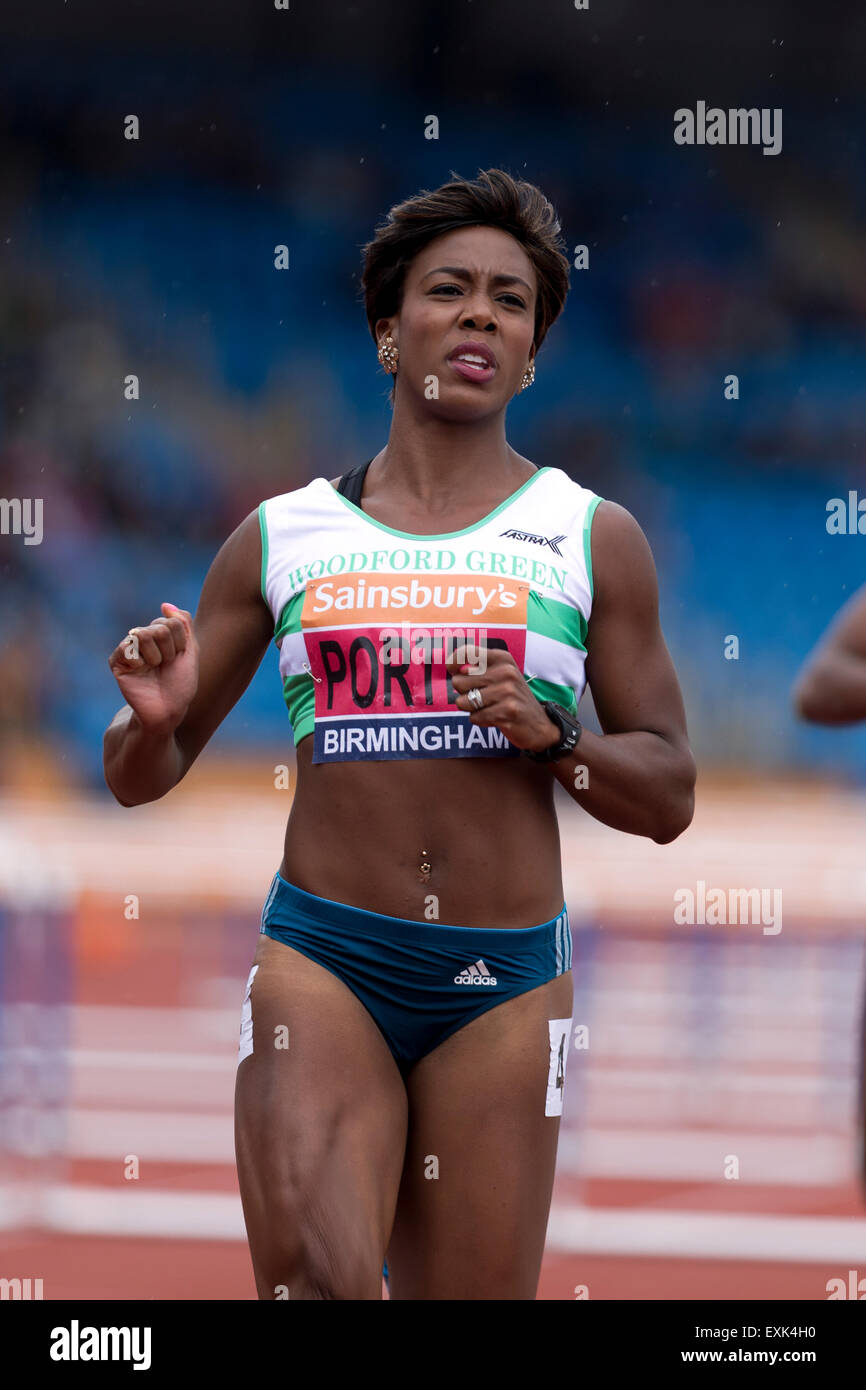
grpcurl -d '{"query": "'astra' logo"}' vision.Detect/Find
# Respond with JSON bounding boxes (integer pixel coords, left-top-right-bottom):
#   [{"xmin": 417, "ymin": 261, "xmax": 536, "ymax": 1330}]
[{"xmin": 500, "ymin": 528, "xmax": 566, "ymax": 555}]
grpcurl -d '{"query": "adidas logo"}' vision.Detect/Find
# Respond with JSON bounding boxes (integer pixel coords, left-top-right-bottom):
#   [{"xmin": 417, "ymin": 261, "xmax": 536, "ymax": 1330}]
[{"xmin": 454, "ymin": 958, "xmax": 498, "ymax": 986}]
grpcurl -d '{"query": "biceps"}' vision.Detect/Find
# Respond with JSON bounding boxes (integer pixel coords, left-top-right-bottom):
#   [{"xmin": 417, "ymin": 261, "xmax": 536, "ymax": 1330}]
[
  {"xmin": 173, "ymin": 615, "xmax": 273, "ymax": 772},
  {"xmin": 174, "ymin": 524, "xmax": 275, "ymax": 766},
  {"xmin": 180, "ymin": 606, "xmax": 273, "ymax": 759},
  {"xmin": 584, "ymin": 606, "xmax": 689, "ymax": 743}
]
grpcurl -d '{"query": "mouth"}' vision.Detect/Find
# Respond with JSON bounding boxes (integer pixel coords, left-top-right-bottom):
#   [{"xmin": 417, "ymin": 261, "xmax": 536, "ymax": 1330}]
[{"xmin": 447, "ymin": 341, "xmax": 498, "ymax": 383}]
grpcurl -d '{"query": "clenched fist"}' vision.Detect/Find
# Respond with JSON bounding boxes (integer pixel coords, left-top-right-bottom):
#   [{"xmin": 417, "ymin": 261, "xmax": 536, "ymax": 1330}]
[
  {"xmin": 447, "ymin": 643, "xmax": 559, "ymax": 754},
  {"xmin": 108, "ymin": 602, "xmax": 199, "ymax": 735}
]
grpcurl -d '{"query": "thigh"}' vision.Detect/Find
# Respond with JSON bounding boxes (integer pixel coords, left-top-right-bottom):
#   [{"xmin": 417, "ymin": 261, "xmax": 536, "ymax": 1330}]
[
  {"xmin": 234, "ymin": 931, "xmax": 408, "ymax": 1299},
  {"xmin": 386, "ymin": 969, "xmax": 575, "ymax": 1300}
]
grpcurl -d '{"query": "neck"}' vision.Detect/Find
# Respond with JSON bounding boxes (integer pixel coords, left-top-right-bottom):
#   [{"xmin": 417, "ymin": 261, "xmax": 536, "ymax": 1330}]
[{"xmin": 374, "ymin": 387, "xmax": 529, "ymax": 505}]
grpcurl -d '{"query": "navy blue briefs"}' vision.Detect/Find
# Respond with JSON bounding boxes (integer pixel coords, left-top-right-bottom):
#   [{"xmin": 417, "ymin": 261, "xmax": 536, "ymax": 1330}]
[{"xmin": 259, "ymin": 871, "xmax": 572, "ymax": 1076}]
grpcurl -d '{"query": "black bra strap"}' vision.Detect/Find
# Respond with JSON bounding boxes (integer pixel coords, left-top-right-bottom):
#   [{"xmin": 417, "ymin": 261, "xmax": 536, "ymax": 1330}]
[
  {"xmin": 337, "ymin": 456, "xmax": 541, "ymax": 509},
  {"xmin": 336, "ymin": 459, "xmax": 374, "ymax": 506}
]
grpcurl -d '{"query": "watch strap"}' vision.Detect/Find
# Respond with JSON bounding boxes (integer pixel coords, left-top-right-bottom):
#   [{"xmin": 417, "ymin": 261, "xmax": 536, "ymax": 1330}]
[{"xmin": 524, "ymin": 700, "xmax": 582, "ymax": 762}]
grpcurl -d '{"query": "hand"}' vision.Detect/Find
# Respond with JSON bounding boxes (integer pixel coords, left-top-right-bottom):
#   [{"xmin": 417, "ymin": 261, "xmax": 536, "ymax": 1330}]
[
  {"xmin": 446, "ymin": 643, "xmax": 560, "ymax": 754},
  {"xmin": 108, "ymin": 603, "xmax": 199, "ymax": 735}
]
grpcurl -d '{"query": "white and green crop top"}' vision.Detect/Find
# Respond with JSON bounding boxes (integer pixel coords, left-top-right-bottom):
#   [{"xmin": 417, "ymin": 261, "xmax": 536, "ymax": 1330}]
[{"xmin": 258, "ymin": 466, "xmax": 602, "ymax": 764}]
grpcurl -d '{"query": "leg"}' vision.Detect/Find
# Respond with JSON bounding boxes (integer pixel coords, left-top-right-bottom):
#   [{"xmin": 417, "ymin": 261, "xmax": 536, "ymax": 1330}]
[
  {"xmin": 386, "ymin": 970, "xmax": 574, "ymax": 1300},
  {"xmin": 234, "ymin": 932, "xmax": 408, "ymax": 1299}
]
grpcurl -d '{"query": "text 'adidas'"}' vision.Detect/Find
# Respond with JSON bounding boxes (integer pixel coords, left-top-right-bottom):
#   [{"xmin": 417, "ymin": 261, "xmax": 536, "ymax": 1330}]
[{"xmin": 454, "ymin": 958, "xmax": 498, "ymax": 986}]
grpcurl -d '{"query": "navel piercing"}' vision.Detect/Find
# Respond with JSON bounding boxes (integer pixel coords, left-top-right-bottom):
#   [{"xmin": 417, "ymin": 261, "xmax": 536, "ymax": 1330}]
[{"xmin": 418, "ymin": 849, "xmax": 432, "ymax": 882}]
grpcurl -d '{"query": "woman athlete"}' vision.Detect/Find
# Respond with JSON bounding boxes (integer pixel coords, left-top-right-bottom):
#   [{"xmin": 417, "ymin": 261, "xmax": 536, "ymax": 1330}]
[{"xmin": 103, "ymin": 168, "xmax": 696, "ymax": 1300}]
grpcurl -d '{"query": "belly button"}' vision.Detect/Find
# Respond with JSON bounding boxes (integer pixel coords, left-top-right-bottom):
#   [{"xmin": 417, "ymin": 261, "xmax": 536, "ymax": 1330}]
[{"xmin": 418, "ymin": 848, "xmax": 432, "ymax": 882}]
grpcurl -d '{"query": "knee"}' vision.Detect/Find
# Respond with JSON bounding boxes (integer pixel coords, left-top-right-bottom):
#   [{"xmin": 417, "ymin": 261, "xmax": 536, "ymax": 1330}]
[
  {"xmin": 302, "ymin": 1233, "xmax": 378, "ymax": 1301},
  {"xmin": 254, "ymin": 1219, "xmax": 304, "ymax": 1299},
  {"xmin": 255, "ymin": 1199, "xmax": 379, "ymax": 1300}
]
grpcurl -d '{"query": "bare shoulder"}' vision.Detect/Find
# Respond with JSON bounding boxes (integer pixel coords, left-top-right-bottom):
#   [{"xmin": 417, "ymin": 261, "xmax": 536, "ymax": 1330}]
[
  {"xmin": 590, "ymin": 497, "xmax": 649, "ymax": 546},
  {"xmin": 227, "ymin": 505, "xmax": 266, "ymax": 555},
  {"xmin": 203, "ymin": 507, "xmax": 269, "ymax": 605},
  {"xmin": 588, "ymin": 498, "xmax": 659, "ymax": 611}
]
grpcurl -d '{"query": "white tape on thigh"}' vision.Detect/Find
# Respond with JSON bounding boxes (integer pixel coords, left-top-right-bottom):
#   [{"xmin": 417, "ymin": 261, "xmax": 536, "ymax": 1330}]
[
  {"xmin": 545, "ymin": 1017, "xmax": 573, "ymax": 1116},
  {"xmin": 238, "ymin": 964, "xmax": 259, "ymax": 1066}
]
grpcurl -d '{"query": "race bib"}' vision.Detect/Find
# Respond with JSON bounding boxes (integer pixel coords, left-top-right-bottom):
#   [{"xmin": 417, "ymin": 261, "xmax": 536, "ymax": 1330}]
[{"xmin": 301, "ymin": 573, "xmax": 529, "ymax": 763}]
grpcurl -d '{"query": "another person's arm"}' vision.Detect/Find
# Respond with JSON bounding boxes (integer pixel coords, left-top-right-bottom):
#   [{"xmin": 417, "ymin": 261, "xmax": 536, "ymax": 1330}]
[
  {"xmin": 792, "ymin": 583, "xmax": 866, "ymax": 726},
  {"xmin": 103, "ymin": 510, "xmax": 274, "ymax": 806}
]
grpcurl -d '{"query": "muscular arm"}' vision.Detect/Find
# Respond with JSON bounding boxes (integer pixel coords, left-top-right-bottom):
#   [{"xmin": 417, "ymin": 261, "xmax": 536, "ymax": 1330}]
[
  {"xmin": 792, "ymin": 583, "xmax": 866, "ymax": 726},
  {"xmin": 550, "ymin": 500, "xmax": 696, "ymax": 843},
  {"xmin": 103, "ymin": 510, "xmax": 274, "ymax": 805}
]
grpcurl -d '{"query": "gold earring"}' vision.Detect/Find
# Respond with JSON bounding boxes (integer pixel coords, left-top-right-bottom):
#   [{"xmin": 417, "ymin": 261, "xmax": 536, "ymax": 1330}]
[
  {"xmin": 377, "ymin": 334, "xmax": 399, "ymax": 374},
  {"xmin": 519, "ymin": 360, "xmax": 535, "ymax": 392}
]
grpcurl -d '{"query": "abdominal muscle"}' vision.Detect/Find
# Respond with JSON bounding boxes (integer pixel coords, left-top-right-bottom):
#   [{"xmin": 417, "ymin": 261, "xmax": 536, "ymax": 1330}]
[{"xmin": 280, "ymin": 739, "xmax": 565, "ymax": 929}]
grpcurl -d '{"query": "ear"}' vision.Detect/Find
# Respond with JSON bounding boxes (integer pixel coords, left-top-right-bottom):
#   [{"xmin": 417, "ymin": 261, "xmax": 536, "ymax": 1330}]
[{"xmin": 374, "ymin": 317, "xmax": 396, "ymax": 347}]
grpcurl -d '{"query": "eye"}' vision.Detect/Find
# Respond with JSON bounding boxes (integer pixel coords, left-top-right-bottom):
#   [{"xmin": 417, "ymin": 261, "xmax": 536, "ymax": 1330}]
[{"xmin": 429, "ymin": 283, "xmax": 526, "ymax": 308}]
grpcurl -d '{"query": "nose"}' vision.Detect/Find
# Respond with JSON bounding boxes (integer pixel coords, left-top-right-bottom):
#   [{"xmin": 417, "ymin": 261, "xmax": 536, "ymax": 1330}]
[{"xmin": 459, "ymin": 291, "xmax": 497, "ymax": 333}]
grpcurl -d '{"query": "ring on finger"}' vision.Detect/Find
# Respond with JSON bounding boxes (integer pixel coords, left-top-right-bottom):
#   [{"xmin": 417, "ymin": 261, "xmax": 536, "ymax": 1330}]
[{"xmin": 467, "ymin": 687, "xmax": 484, "ymax": 710}]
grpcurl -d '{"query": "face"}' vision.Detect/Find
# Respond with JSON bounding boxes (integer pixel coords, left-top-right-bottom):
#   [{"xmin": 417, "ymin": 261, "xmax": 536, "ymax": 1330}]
[{"xmin": 375, "ymin": 224, "xmax": 538, "ymax": 420}]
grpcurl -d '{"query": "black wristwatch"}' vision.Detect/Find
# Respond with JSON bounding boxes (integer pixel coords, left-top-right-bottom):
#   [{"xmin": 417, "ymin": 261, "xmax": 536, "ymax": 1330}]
[{"xmin": 523, "ymin": 700, "xmax": 583, "ymax": 762}]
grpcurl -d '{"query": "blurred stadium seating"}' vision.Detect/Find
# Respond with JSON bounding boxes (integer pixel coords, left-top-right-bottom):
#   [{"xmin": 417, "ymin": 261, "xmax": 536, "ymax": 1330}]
[{"xmin": 1, "ymin": 37, "xmax": 866, "ymax": 785}]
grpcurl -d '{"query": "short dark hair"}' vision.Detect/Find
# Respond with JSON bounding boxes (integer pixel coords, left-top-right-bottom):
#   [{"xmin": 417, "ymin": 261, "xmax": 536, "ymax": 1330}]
[{"xmin": 361, "ymin": 167, "xmax": 571, "ymax": 377}]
